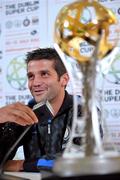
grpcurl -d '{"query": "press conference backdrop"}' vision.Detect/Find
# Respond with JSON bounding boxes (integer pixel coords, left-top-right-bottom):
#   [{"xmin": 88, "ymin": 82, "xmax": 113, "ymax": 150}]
[{"xmin": 0, "ymin": 0, "xmax": 120, "ymax": 156}]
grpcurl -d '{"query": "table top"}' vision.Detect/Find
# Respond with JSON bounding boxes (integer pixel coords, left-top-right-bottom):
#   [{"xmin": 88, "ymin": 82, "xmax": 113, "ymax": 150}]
[{"xmin": 4, "ymin": 171, "xmax": 41, "ymax": 180}]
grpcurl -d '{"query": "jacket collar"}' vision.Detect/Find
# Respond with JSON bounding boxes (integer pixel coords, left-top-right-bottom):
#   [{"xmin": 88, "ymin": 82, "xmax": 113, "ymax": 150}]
[{"xmin": 55, "ymin": 91, "xmax": 73, "ymax": 117}]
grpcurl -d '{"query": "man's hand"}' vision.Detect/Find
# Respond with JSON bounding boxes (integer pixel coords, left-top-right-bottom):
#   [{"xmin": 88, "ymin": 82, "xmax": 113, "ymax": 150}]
[{"xmin": 0, "ymin": 102, "xmax": 38, "ymax": 126}]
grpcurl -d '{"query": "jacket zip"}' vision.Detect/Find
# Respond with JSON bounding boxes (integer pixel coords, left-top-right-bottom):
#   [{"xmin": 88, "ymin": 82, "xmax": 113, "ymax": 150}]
[{"xmin": 47, "ymin": 119, "xmax": 52, "ymax": 156}]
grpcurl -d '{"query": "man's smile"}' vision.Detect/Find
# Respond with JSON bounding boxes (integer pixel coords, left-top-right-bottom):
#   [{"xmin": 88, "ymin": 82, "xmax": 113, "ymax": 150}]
[{"xmin": 33, "ymin": 89, "xmax": 47, "ymax": 96}]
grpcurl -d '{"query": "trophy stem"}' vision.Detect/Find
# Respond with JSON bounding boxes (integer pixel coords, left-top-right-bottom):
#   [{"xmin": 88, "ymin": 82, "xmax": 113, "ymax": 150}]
[
  {"xmin": 81, "ymin": 62, "xmax": 95, "ymax": 156},
  {"xmin": 80, "ymin": 31, "xmax": 103, "ymax": 156}
]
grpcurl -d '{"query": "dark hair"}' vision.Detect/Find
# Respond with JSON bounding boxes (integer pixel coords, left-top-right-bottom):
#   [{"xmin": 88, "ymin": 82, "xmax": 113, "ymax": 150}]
[{"xmin": 25, "ymin": 48, "xmax": 67, "ymax": 78}]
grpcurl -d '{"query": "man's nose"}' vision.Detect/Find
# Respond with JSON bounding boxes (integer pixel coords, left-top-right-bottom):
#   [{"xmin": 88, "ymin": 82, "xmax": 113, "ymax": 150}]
[{"xmin": 33, "ymin": 75, "xmax": 43, "ymax": 85}]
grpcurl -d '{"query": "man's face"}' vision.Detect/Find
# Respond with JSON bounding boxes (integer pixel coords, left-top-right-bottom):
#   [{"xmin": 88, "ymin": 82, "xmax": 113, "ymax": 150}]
[{"xmin": 27, "ymin": 59, "xmax": 69, "ymax": 103}]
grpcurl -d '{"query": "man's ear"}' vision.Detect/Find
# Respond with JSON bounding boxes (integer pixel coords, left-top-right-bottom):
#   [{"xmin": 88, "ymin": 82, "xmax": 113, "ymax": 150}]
[{"xmin": 61, "ymin": 73, "xmax": 69, "ymax": 87}]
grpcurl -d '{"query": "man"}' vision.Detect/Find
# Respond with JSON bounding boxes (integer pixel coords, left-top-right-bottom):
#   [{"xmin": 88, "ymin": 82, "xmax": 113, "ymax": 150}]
[
  {"xmin": 1, "ymin": 48, "xmax": 79, "ymax": 171},
  {"xmin": 24, "ymin": 48, "xmax": 72, "ymax": 157}
]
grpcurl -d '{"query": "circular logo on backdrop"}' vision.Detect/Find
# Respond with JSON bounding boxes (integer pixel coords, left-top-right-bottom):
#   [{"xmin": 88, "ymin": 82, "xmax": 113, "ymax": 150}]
[
  {"xmin": 6, "ymin": 55, "xmax": 27, "ymax": 90},
  {"xmin": 102, "ymin": 53, "xmax": 120, "ymax": 84}
]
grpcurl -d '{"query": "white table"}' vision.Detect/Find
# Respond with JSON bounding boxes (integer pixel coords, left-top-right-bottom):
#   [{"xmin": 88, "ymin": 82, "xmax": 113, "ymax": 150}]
[{"xmin": 4, "ymin": 171, "xmax": 41, "ymax": 180}]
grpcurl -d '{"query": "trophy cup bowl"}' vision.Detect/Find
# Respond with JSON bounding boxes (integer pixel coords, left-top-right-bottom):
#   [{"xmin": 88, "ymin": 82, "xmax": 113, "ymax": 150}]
[
  {"xmin": 54, "ymin": 0, "xmax": 116, "ymax": 63},
  {"xmin": 53, "ymin": 0, "xmax": 120, "ymax": 177}
]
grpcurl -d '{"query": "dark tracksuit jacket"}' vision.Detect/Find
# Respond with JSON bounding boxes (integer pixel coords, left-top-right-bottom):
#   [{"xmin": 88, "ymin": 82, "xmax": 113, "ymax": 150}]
[{"xmin": 0, "ymin": 91, "xmax": 81, "ymax": 171}]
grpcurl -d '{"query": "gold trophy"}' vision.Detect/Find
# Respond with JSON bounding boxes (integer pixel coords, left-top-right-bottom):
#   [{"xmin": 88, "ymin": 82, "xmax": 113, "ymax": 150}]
[{"xmin": 53, "ymin": 0, "xmax": 120, "ymax": 176}]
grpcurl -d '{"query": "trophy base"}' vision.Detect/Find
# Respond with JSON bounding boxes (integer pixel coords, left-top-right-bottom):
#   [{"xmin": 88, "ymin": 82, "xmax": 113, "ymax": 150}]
[{"xmin": 53, "ymin": 156, "xmax": 120, "ymax": 177}]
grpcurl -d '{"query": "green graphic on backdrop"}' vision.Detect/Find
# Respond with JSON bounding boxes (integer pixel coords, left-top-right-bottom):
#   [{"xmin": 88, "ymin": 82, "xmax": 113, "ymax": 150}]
[
  {"xmin": 7, "ymin": 55, "xmax": 27, "ymax": 90},
  {"xmin": 103, "ymin": 53, "xmax": 120, "ymax": 84}
]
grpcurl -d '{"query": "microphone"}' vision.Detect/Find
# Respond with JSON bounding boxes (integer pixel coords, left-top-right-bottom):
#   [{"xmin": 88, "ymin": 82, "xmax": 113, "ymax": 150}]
[
  {"xmin": 0, "ymin": 125, "xmax": 32, "ymax": 180},
  {"xmin": 32, "ymin": 100, "xmax": 54, "ymax": 120}
]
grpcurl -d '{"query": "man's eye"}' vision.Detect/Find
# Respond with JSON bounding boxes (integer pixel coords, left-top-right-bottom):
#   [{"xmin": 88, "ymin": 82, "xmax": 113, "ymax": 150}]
[
  {"xmin": 41, "ymin": 72, "xmax": 49, "ymax": 77},
  {"xmin": 28, "ymin": 74, "xmax": 33, "ymax": 79}
]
